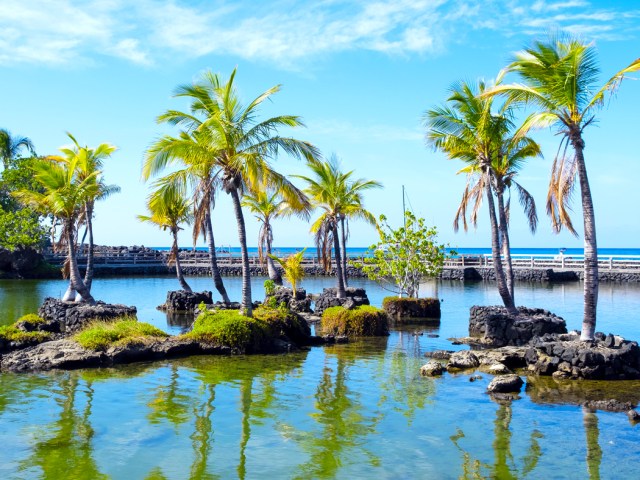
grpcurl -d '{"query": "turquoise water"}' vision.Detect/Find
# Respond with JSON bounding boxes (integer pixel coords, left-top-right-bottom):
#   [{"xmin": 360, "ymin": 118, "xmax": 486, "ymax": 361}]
[{"xmin": 1, "ymin": 276, "xmax": 640, "ymax": 478}]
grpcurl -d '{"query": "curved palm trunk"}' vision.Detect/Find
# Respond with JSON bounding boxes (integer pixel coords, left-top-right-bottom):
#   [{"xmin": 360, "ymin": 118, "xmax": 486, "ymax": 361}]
[
  {"xmin": 205, "ymin": 211, "xmax": 230, "ymax": 304},
  {"xmin": 496, "ymin": 188, "xmax": 515, "ymax": 303},
  {"xmin": 265, "ymin": 233, "xmax": 283, "ymax": 285},
  {"xmin": 66, "ymin": 221, "xmax": 95, "ymax": 304},
  {"xmin": 230, "ymin": 188, "xmax": 252, "ymax": 316},
  {"xmin": 75, "ymin": 203, "xmax": 95, "ymax": 302},
  {"xmin": 332, "ymin": 223, "xmax": 346, "ymax": 299},
  {"xmin": 484, "ymin": 171, "xmax": 516, "ymax": 314},
  {"xmin": 340, "ymin": 216, "xmax": 349, "ymax": 288},
  {"xmin": 573, "ymin": 137, "xmax": 598, "ymax": 341},
  {"xmin": 172, "ymin": 229, "xmax": 192, "ymax": 292}
]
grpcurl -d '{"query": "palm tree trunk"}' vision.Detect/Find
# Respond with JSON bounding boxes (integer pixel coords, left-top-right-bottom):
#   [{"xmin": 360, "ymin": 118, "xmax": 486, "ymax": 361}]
[
  {"xmin": 230, "ymin": 188, "xmax": 252, "ymax": 316},
  {"xmin": 76, "ymin": 203, "xmax": 95, "ymax": 302},
  {"xmin": 484, "ymin": 172, "xmax": 517, "ymax": 314},
  {"xmin": 340, "ymin": 216, "xmax": 349, "ymax": 287},
  {"xmin": 205, "ymin": 211, "xmax": 230, "ymax": 304},
  {"xmin": 172, "ymin": 229, "xmax": 192, "ymax": 293},
  {"xmin": 66, "ymin": 221, "xmax": 95, "ymax": 304},
  {"xmin": 265, "ymin": 234, "xmax": 283, "ymax": 285},
  {"xmin": 496, "ymin": 188, "xmax": 515, "ymax": 304},
  {"xmin": 573, "ymin": 137, "xmax": 598, "ymax": 341},
  {"xmin": 332, "ymin": 223, "xmax": 346, "ymax": 299}
]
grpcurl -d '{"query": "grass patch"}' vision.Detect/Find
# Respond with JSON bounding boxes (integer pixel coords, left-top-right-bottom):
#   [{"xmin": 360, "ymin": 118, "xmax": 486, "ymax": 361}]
[
  {"xmin": 321, "ymin": 305, "xmax": 389, "ymax": 337},
  {"xmin": 185, "ymin": 310, "xmax": 269, "ymax": 352},
  {"xmin": 75, "ymin": 318, "xmax": 168, "ymax": 351},
  {"xmin": 16, "ymin": 313, "xmax": 46, "ymax": 324},
  {"xmin": 0, "ymin": 324, "xmax": 50, "ymax": 343},
  {"xmin": 253, "ymin": 305, "xmax": 310, "ymax": 343}
]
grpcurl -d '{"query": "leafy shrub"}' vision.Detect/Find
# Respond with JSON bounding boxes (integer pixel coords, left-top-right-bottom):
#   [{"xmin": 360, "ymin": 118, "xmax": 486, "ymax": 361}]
[
  {"xmin": 185, "ymin": 310, "xmax": 269, "ymax": 353},
  {"xmin": 16, "ymin": 313, "xmax": 45, "ymax": 324},
  {"xmin": 0, "ymin": 324, "xmax": 50, "ymax": 343},
  {"xmin": 263, "ymin": 279, "xmax": 276, "ymax": 297},
  {"xmin": 321, "ymin": 305, "xmax": 389, "ymax": 337},
  {"xmin": 75, "ymin": 318, "xmax": 168, "ymax": 351},
  {"xmin": 253, "ymin": 305, "xmax": 310, "ymax": 344}
]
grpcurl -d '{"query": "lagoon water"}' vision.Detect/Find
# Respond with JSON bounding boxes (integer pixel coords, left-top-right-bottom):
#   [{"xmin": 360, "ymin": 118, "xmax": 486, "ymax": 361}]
[{"xmin": 1, "ymin": 276, "xmax": 640, "ymax": 478}]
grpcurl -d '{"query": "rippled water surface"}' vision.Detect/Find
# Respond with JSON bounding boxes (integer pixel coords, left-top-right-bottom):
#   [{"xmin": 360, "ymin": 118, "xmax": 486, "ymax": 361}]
[{"xmin": 1, "ymin": 276, "xmax": 640, "ymax": 479}]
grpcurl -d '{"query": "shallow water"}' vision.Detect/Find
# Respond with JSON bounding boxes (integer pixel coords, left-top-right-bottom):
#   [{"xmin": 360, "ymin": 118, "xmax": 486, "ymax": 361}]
[{"xmin": 1, "ymin": 276, "xmax": 640, "ymax": 478}]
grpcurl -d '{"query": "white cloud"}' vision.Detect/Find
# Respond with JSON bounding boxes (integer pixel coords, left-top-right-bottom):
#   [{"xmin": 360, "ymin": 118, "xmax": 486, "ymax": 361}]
[{"xmin": 0, "ymin": 0, "xmax": 637, "ymax": 68}]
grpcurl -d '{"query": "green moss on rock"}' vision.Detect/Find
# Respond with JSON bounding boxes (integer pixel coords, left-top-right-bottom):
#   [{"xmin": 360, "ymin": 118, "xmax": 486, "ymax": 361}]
[
  {"xmin": 185, "ymin": 310, "xmax": 270, "ymax": 353},
  {"xmin": 0, "ymin": 324, "xmax": 51, "ymax": 343},
  {"xmin": 253, "ymin": 305, "xmax": 311, "ymax": 344},
  {"xmin": 16, "ymin": 313, "xmax": 46, "ymax": 324},
  {"xmin": 382, "ymin": 297, "xmax": 441, "ymax": 320},
  {"xmin": 74, "ymin": 318, "xmax": 168, "ymax": 351},
  {"xmin": 321, "ymin": 305, "xmax": 389, "ymax": 337}
]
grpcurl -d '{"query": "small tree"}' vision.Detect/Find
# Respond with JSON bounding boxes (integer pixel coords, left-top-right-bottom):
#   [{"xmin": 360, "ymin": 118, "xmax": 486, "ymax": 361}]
[
  {"xmin": 352, "ymin": 212, "xmax": 451, "ymax": 298},
  {"xmin": 269, "ymin": 249, "xmax": 307, "ymax": 297}
]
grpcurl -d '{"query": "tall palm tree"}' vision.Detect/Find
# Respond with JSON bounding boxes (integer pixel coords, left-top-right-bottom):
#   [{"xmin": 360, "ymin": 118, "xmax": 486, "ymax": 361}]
[
  {"xmin": 145, "ymin": 129, "xmax": 230, "ymax": 304},
  {"xmin": 241, "ymin": 188, "xmax": 311, "ymax": 285},
  {"xmin": 0, "ymin": 129, "xmax": 35, "ymax": 170},
  {"xmin": 451, "ymin": 127, "xmax": 541, "ymax": 303},
  {"xmin": 138, "ymin": 181, "xmax": 193, "ymax": 292},
  {"xmin": 52, "ymin": 133, "xmax": 119, "ymax": 298},
  {"xmin": 14, "ymin": 157, "xmax": 97, "ymax": 304},
  {"xmin": 485, "ymin": 36, "xmax": 640, "ymax": 339},
  {"xmin": 425, "ymin": 80, "xmax": 519, "ymax": 314},
  {"xmin": 145, "ymin": 69, "xmax": 318, "ymax": 316}
]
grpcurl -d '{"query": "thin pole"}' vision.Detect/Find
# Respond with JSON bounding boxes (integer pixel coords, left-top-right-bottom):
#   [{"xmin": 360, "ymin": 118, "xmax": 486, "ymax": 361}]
[{"xmin": 402, "ymin": 185, "xmax": 406, "ymax": 229}]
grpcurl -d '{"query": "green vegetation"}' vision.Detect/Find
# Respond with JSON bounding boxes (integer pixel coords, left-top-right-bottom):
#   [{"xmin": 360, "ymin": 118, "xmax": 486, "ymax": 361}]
[
  {"xmin": 16, "ymin": 313, "xmax": 45, "ymax": 324},
  {"xmin": 382, "ymin": 297, "xmax": 439, "ymax": 310},
  {"xmin": 253, "ymin": 305, "xmax": 310, "ymax": 344},
  {"xmin": 382, "ymin": 297, "xmax": 441, "ymax": 319},
  {"xmin": 269, "ymin": 249, "xmax": 306, "ymax": 295},
  {"xmin": 74, "ymin": 318, "xmax": 168, "ymax": 351},
  {"xmin": 0, "ymin": 324, "xmax": 50, "ymax": 344},
  {"xmin": 352, "ymin": 211, "xmax": 451, "ymax": 298},
  {"xmin": 185, "ymin": 309, "xmax": 269, "ymax": 352},
  {"xmin": 263, "ymin": 279, "xmax": 277, "ymax": 297},
  {"xmin": 321, "ymin": 305, "xmax": 389, "ymax": 337}
]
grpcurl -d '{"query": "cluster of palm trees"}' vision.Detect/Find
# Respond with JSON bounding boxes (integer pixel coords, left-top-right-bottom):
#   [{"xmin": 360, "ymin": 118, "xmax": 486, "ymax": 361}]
[
  {"xmin": 141, "ymin": 69, "xmax": 379, "ymax": 317},
  {"xmin": 425, "ymin": 35, "xmax": 639, "ymax": 340},
  {"xmin": 14, "ymin": 134, "xmax": 119, "ymax": 305}
]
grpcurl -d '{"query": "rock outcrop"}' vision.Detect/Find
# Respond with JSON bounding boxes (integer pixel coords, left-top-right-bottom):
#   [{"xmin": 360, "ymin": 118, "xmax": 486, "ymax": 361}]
[
  {"xmin": 313, "ymin": 287, "xmax": 370, "ymax": 316},
  {"xmin": 383, "ymin": 297, "xmax": 441, "ymax": 320},
  {"xmin": 38, "ymin": 297, "xmax": 137, "ymax": 333},
  {"xmin": 265, "ymin": 287, "xmax": 312, "ymax": 313},
  {"xmin": 158, "ymin": 290, "xmax": 213, "ymax": 312},
  {"xmin": 487, "ymin": 374, "xmax": 524, "ymax": 394}
]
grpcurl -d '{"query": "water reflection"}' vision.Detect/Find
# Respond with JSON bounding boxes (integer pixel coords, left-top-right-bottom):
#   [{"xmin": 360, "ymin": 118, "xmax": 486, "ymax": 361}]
[
  {"xmin": 584, "ymin": 407, "xmax": 602, "ymax": 480},
  {"xmin": 451, "ymin": 399, "xmax": 543, "ymax": 479}
]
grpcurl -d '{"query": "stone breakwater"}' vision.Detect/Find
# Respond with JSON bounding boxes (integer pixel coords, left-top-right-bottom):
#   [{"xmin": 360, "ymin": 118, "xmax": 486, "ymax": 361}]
[{"xmin": 440, "ymin": 266, "xmax": 640, "ymax": 282}]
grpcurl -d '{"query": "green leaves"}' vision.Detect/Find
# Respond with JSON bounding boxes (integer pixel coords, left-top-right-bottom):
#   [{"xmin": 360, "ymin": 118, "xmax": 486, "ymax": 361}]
[{"xmin": 351, "ymin": 211, "xmax": 453, "ymax": 298}]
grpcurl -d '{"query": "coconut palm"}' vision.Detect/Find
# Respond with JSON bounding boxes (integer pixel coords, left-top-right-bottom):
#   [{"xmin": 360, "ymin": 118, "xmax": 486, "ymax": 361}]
[
  {"xmin": 145, "ymin": 69, "xmax": 318, "ymax": 316},
  {"xmin": 138, "ymin": 182, "xmax": 193, "ymax": 292},
  {"xmin": 242, "ymin": 189, "xmax": 311, "ymax": 285},
  {"xmin": 14, "ymin": 157, "xmax": 97, "ymax": 303},
  {"xmin": 51, "ymin": 133, "xmax": 119, "ymax": 299},
  {"xmin": 485, "ymin": 36, "xmax": 640, "ymax": 339},
  {"xmin": 425, "ymin": 80, "xmax": 518, "ymax": 314},
  {"xmin": 145, "ymin": 129, "xmax": 231, "ymax": 304},
  {"xmin": 451, "ymin": 125, "xmax": 541, "ymax": 303},
  {"xmin": 0, "ymin": 129, "xmax": 35, "ymax": 170},
  {"xmin": 295, "ymin": 156, "xmax": 379, "ymax": 298},
  {"xmin": 270, "ymin": 249, "xmax": 307, "ymax": 297}
]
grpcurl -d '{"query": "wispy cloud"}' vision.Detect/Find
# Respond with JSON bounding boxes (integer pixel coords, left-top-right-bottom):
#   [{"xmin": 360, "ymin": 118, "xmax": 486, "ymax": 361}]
[{"xmin": 0, "ymin": 0, "xmax": 637, "ymax": 68}]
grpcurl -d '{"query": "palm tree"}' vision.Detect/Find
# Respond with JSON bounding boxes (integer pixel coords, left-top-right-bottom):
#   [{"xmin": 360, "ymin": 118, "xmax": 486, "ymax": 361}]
[
  {"xmin": 145, "ymin": 129, "xmax": 231, "ymax": 304},
  {"xmin": 485, "ymin": 36, "xmax": 640, "ymax": 339},
  {"xmin": 269, "ymin": 249, "xmax": 306, "ymax": 297},
  {"xmin": 52, "ymin": 133, "xmax": 119, "ymax": 299},
  {"xmin": 450, "ymin": 123, "xmax": 541, "ymax": 304},
  {"xmin": 295, "ymin": 156, "xmax": 380, "ymax": 298},
  {"xmin": 0, "ymin": 129, "xmax": 35, "ymax": 170},
  {"xmin": 145, "ymin": 69, "xmax": 318, "ymax": 316},
  {"xmin": 425, "ymin": 80, "xmax": 519, "ymax": 314},
  {"xmin": 138, "ymin": 181, "xmax": 193, "ymax": 292},
  {"xmin": 14, "ymin": 157, "xmax": 97, "ymax": 304},
  {"xmin": 242, "ymin": 189, "xmax": 311, "ymax": 285}
]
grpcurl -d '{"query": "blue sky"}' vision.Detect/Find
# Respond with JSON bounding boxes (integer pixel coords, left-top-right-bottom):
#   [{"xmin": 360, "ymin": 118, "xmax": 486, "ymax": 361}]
[{"xmin": 1, "ymin": 0, "xmax": 639, "ymax": 250}]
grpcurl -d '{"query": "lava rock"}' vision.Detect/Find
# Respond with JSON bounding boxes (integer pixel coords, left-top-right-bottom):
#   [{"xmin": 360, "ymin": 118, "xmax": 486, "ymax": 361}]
[
  {"xmin": 447, "ymin": 350, "xmax": 480, "ymax": 370},
  {"xmin": 160, "ymin": 290, "xmax": 213, "ymax": 312},
  {"xmin": 314, "ymin": 287, "xmax": 370, "ymax": 316},
  {"xmin": 420, "ymin": 360, "xmax": 445, "ymax": 376},
  {"xmin": 38, "ymin": 298, "xmax": 137, "ymax": 334},
  {"xmin": 487, "ymin": 374, "xmax": 524, "ymax": 394}
]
